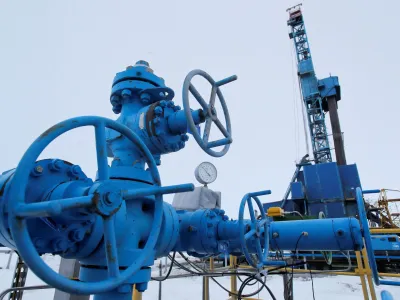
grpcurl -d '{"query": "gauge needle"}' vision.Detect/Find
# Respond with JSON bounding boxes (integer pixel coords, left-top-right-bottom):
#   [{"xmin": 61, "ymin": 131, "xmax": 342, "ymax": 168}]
[{"xmin": 204, "ymin": 169, "xmax": 211, "ymax": 176}]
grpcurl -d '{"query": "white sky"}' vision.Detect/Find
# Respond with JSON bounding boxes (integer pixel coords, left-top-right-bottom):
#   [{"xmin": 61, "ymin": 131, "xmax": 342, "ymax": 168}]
[{"xmin": 1, "ymin": 0, "xmax": 399, "ymax": 218}]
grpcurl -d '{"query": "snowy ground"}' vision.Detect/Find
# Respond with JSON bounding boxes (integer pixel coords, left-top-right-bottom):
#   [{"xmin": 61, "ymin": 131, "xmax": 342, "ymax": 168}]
[{"xmin": 0, "ymin": 254, "xmax": 398, "ymax": 300}]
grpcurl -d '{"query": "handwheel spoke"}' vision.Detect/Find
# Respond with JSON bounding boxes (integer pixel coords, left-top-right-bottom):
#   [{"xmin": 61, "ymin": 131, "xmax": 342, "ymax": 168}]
[
  {"xmin": 202, "ymin": 118, "xmax": 212, "ymax": 144},
  {"xmin": 14, "ymin": 195, "xmax": 94, "ymax": 218},
  {"xmin": 103, "ymin": 216, "xmax": 120, "ymax": 277},
  {"xmin": 123, "ymin": 184, "xmax": 194, "ymax": 201},
  {"xmin": 244, "ymin": 229, "xmax": 256, "ymax": 240},
  {"xmin": 247, "ymin": 199, "xmax": 256, "ymax": 222},
  {"xmin": 258, "ymin": 218, "xmax": 268, "ymax": 229},
  {"xmin": 95, "ymin": 123, "xmax": 109, "ymax": 181},
  {"xmin": 255, "ymin": 238, "xmax": 263, "ymax": 261},
  {"xmin": 209, "ymin": 86, "xmax": 217, "ymax": 107},
  {"xmin": 189, "ymin": 84, "xmax": 209, "ymax": 111},
  {"xmin": 213, "ymin": 118, "xmax": 229, "ymax": 138}
]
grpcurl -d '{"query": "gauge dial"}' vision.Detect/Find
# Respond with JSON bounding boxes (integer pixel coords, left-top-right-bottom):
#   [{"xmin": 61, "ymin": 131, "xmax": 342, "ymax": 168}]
[{"xmin": 195, "ymin": 162, "xmax": 217, "ymax": 185}]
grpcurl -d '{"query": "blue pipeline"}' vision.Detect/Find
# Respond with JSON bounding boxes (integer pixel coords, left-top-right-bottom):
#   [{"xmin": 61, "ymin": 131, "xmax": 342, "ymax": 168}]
[{"xmin": 217, "ymin": 218, "xmax": 363, "ymax": 253}]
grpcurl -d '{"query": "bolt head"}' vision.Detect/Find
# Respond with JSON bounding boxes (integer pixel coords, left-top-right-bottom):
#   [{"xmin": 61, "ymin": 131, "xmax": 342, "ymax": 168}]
[
  {"xmin": 70, "ymin": 165, "xmax": 82, "ymax": 176},
  {"xmin": 49, "ymin": 159, "xmax": 63, "ymax": 171},
  {"xmin": 112, "ymin": 105, "xmax": 122, "ymax": 114},
  {"xmin": 181, "ymin": 134, "xmax": 189, "ymax": 142},
  {"xmin": 110, "ymin": 95, "xmax": 121, "ymax": 106},
  {"xmin": 70, "ymin": 229, "xmax": 85, "ymax": 242},
  {"xmin": 31, "ymin": 165, "xmax": 43, "ymax": 177},
  {"xmin": 121, "ymin": 89, "xmax": 132, "ymax": 98},
  {"xmin": 135, "ymin": 60, "xmax": 150, "ymax": 67},
  {"xmin": 173, "ymin": 105, "xmax": 181, "ymax": 112},
  {"xmin": 167, "ymin": 100, "xmax": 174, "ymax": 108},
  {"xmin": 159, "ymin": 100, "xmax": 167, "ymax": 108},
  {"xmin": 154, "ymin": 106, "xmax": 163, "ymax": 116},
  {"xmin": 153, "ymin": 117, "xmax": 160, "ymax": 125}
]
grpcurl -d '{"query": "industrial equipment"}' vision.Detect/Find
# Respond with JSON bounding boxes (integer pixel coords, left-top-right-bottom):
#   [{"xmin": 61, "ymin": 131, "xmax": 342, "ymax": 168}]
[{"xmin": 0, "ymin": 61, "xmax": 382, "ymax": 299}]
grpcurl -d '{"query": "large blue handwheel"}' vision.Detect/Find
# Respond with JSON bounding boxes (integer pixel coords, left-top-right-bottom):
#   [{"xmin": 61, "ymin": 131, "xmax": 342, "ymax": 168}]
[
  {"xmin": 182, "ymin": 69, "xmax": 237, "ymax": 157},
  {"xmin": 238, "ymin": 190, "xmax": 271, "ymax": 269},
  {"xmin": 7, "ymin": 116, "xmax": 177, "ymax": 295}
]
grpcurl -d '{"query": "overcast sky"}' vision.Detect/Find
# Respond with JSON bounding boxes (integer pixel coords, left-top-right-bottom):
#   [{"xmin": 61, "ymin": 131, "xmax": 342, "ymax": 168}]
[{"xmin": 1, "ymin": 0, "xmax": 399, "ymax": 218}]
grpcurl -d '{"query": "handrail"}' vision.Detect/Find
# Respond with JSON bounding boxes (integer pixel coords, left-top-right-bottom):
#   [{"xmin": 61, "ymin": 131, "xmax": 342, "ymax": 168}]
[
  {"xmin": 0, "ymin": 285, "xmax": 52, "ymax": 300},
  {"xmin": 357, "ymin": 188, "xmax": 400, "ymax": 286}
]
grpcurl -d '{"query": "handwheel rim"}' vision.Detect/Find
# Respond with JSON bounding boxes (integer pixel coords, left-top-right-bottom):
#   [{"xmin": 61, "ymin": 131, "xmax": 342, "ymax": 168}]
[
  {"xmin": 8, "ymin": 116, "xmax": 163, "ymax": 294},
  {"xmin": 182, "ymin": 69, "xmax": 232, "ymax": 157},
  {"xmin": 238, "ymin": 193, "xmax": 269, "ymax": 269}
]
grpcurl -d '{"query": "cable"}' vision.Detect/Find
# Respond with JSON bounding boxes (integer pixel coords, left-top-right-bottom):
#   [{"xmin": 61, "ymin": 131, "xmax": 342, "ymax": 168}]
[
  {"xmin": 151, "ymin": 252, "xmax": 176, "ymax": 281},
  {"xmin": 238, "ymin": 274, "xmax": 276, "ymax": 300},
  {"xmin": 308, "ymin": 265, "xmax": 316, "ymax": 300},
  {"xmin": 284, "ymin": 211, "xmax": 304, "ymax": 219},
  {"xmin": 286, "ymin": 233, "xmax": 305, "ymax": 293}
]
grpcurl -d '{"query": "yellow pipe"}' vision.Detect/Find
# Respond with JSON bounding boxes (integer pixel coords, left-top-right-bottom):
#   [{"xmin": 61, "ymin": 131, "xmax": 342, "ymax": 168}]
[
  {"xmin": 229, "ymin": 256, "xmax": 238, "ymax": 300},
  {"xmin": 132, "ymin": 285, "xmax": 142, "ymax": 300},
  {"xmin": 362, "ymin": 248, "xmax": 377, "ymax": 300},
  {"xmin": 355, "ymin": 251, "xmax": 369, "ymax": 300},
  {"xmin": 370, "ymin": 228, "xmax": 400, "ymax": 234}
]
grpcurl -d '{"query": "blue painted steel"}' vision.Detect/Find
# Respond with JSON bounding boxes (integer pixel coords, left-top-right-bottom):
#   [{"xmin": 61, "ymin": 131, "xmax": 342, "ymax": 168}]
[
  {"xmin": 238, "ymin": 191, "xmax": 271, "ymax": 268},
  {"xmin": 182, "ymin": 69, "xmax": 236, "ymax": 157},
  {"xmin": 0, "ymin": 60, "xmax": 377, "ymax": 299},
  {"xmin": 269, "ymin": 218, "xmax": 363, "ymax": 251},
  {"xmin": 318, "ymin": 76, "xmax": 341, "ymax": 100},
  {"xmin": 5, "ymin": 116, "xmax": 194, "ymax": 295},
  {"xmin": 287, "ymin": 7, "xmax": 333, "ymax": 163},
  {"xmin": 355, "ymin": 187, "xmax": 400, "ymax": 286},
  {"xmin": 290, "ymin": 182, "xmax": 304, "ymax": 199},
  {"xmin": 381, "ymin": 291, "xmax": 394, "ymax": 300},
  {"xmin": 370, "ymin": 235, "xmax": 400, "ymax": 251},
  {"xmin": 107, "ymin": 61, "xmax": 215, "ymax": 167}
]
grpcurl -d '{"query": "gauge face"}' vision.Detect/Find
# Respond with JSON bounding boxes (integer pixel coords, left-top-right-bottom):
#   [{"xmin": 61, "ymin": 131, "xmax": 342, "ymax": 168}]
[{"xmin": 195, "ymin": 162, "xmax": 217, "ymax": 185}]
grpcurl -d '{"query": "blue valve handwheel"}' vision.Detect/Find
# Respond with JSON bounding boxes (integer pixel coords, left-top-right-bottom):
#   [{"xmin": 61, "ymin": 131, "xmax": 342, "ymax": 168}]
[
  {"xmin": 182, "ymin": 69, "xmax": 236, "ymax": 157},
  {"xmin": 238, "ymin": 191, "xmax": 270, "ymax": 269},
  {"xmin": 7, "ymin": 116, "xmax": 164, "ymax": 295}
]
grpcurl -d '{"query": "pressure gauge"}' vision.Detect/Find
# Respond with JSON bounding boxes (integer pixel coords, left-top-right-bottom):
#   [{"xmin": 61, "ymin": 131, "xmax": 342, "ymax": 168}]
[{"xmin": 195, "ymin": 162, "xmax": 217, "ymax": 185}]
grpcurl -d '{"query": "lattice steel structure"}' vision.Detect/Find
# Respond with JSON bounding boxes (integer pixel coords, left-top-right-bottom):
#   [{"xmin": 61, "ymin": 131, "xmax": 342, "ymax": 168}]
[{"xmin": 287, "ymin": 5, "xmax": 332, "ymax": 164}]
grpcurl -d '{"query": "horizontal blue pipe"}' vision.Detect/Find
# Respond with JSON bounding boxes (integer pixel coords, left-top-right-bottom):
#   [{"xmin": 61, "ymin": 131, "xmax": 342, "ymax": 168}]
[
  {"xmin": 362, "ymin": 189, "xmax": 381, "ymax": 194},
  {"xmin": 269, "ymin": 218, "xmax": 363, "ymax": 251},
  {"xmin": 123, "ymin": 184, "xmax": 194, "ymax": 200},
  {"xmin": 14, "ymin": 195, "xmax": 94, "ymax": 218},
  {"xmin": 380, "ymin": 280, "xmax": 400, "ymax": 286}
]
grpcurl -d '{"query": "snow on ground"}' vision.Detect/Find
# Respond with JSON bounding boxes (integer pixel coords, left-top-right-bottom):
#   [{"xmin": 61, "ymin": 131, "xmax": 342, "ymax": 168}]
[{"xmin": 0, "ymin": 254, "xmax": 398, "ymax": 300}]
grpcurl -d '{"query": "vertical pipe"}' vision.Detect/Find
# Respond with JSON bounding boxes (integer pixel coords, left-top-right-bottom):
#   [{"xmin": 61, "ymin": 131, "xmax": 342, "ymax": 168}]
[
  {"xmin": 132, "ymin": 286, "xmax": 142, "ymax": 300},
  {"xmin": 362, "ymin": 248, "xmax": 377, "ymax": 300},
  {"xmin": 355, "ymin": 251, "xmax": 369, "ymax": 300},
  {"xmin": 229, "ymin": 256, "xmax": 238, "ymax": 300},
  {"xmin": 158, "ymin": 260, "xmax": 162, "ymax": 300},
  {"xmin": 203, "ymin": 258, "xmax": 210, "ymax": 300},
  {"xmin": 327, "ymin": 96, "xmax": 347, "ymax": 165}
]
